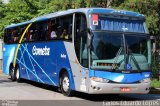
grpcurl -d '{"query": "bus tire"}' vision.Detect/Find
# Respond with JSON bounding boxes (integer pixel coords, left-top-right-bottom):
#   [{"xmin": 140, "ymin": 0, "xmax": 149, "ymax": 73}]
[
  {"xmin": 10, "ymin": 65, "xmax": 16, "ymax": 81},
  {"xmin": 15, "ymin": 66, "xmax": 21, "ymax": 82},
  {"xmin": 60, "ymin": 71, "xmax": 74, "ymax": 97}
]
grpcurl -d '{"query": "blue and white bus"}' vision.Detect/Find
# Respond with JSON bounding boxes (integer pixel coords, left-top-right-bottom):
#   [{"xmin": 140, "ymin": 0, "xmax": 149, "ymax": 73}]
[{"xmin": 3, "ymin": 8, "xmax": 151, "ymax": 96}]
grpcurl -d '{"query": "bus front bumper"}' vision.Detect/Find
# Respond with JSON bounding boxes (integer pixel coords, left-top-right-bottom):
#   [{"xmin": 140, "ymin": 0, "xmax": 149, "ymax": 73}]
[{"xmin": 88, "ymin": 80, "xmax": 151, "ymax": 94}]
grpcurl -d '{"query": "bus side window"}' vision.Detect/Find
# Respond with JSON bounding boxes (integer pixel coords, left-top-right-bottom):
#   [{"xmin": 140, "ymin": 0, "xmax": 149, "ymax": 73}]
[
  {"xmin": 4, "ymin": 29, "xmax": 11, "ymax": 44},
  {"xmin": 50, "ymin": 18, "xmax": 58, "ymax": 39},
  {"xmin": 59, "ymin": 15, "xmax": 73, "ymax": 40},
  {"xmin": 41, "ymin": 21, "xmax": 48, "ymax": 41},
  {"xmin": 57, "ymin": 18, "xmax": 63, "ymax": 39},
  {"xmin": 29, "ymin": 24, "xmax": 37, "ymax": 42},
  {"xmin": 4, "ymin": 29, "xmax": 8, "ymax": 43},
  {"xmin": 35, "ymin": 21, "xmax": 48, "ymax": 41},
  {"xmin": 21, "ymin": 26, "xmax": 28, "ymax": 42},
  {"xmin": 50, "ymin": 21, "xmax": 60, "ymax": 39},
  {"xmin": 12, "ymin": 29, "xmax": 19, "ymax": 43}
]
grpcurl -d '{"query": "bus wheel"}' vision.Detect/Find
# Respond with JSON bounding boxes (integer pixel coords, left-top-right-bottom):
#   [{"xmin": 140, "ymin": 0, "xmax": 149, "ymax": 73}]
[
  {"xmin": 60, "ymin": 71, "xmax": 74, "ymax": 96},
  {"xmin": 10, "ymin": 66, "xmax": 16, "ymax": 81},
  {"xmin": 15, "ymin": 66, "xmax": 21, "ymax": 82}
]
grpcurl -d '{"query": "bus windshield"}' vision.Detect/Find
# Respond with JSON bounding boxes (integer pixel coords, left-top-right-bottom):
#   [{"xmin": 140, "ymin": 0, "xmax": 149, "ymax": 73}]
[{"xmin": 90, "ymin": 31, "xmax": 151, "ymax": 71}]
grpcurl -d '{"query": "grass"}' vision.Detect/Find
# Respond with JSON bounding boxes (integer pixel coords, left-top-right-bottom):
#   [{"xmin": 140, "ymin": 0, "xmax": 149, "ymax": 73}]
[{"xmin": 151, "ymin": 79, "xmax": 160, "ymax": 88}]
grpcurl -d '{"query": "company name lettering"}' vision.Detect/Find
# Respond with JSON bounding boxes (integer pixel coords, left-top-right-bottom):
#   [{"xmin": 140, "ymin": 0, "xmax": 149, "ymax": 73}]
[{"xmin": 32, "ymin": 46, "xmax": 50, "ymax": 56}]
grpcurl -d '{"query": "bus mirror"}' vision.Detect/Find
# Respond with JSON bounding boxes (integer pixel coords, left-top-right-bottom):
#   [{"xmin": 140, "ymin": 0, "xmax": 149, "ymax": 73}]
[
  {"xmin": 87, "ymin": 34, "xmax": 91, "ymax": 48},
  {"xmin": 87, "ymin": 28, "xmax": 93, "ymax": 48}
]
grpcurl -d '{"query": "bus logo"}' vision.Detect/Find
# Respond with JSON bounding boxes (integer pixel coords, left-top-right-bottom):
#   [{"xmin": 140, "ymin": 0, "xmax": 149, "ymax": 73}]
[{"xmin": 32, "ymin": 45, "xmax": 50, "ymax": 56}]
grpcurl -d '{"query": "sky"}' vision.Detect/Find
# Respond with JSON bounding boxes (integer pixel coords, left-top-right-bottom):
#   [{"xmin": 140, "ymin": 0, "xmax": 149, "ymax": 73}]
[{"xmin": 2, "ymin": 0, "xmax": 9, "ymax": 4}]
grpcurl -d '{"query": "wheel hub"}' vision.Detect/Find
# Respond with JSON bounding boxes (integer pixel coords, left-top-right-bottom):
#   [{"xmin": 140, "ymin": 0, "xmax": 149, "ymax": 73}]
[
  {"xmin": 62, "ymin": 77, "xmax": 69, "ymax": 92},
  {"xmin": 16, "ymin": 68, "xmax": 19, "ymax": 79}
]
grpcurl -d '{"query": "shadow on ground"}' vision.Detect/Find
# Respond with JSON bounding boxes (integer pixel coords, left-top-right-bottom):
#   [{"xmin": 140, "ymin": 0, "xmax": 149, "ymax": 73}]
[{"xmin": 14, "ymin": 79, "xmax": 160, "ymax": 101}]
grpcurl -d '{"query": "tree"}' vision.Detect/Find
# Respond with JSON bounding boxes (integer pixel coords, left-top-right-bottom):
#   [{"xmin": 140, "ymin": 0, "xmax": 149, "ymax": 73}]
[
  {"xmin": 0, "ymin": 0, "xmax": 160, "ymax": 39},
  {"xmin": 0, "ymin": 0, "xmax": 5, "ymax": 18},
  {"xmin": 0, "ymin": 0, "xmax": 6, "ymax": 38},
  {"xmin": 0, "ymin": 0, "xmax": 50, "ymax": 38}
]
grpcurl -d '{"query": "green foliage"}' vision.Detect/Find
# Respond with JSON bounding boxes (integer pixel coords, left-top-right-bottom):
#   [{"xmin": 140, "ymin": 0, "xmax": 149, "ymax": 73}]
[
  {"xmin": 0, "ymin": 0, "xmax": 6, "ymax": 37},
  {"xmin": 111, "ymin": 0, "xmax": 125, "ymax": 7},
  {"xmin": 151, "ymin": 79, "xmax": 160, "ymax": 88},
  {"xmin": 0, "ymin": 0, "xmax": 160, "ymax": 39},
  {"xmin": 0, "ymin": 0, "xmax": 5, "ymax": 18},
  {"xmin": 0, "ymin": 0, "xmax": 50, "ymax": 38}
]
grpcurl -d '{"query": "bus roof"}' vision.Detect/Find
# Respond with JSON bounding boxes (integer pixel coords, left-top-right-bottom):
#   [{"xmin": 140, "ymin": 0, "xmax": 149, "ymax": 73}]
[{"xmin": 5, "ymin": 8, "xmax": 145, "ymax": 29}]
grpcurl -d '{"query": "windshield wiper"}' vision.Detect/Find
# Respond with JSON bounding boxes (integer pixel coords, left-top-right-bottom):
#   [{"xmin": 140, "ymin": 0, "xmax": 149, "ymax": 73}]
[
  {"xmin": 112, "ymin": 37, "xmax": 125, "ymax": 71},
  {"xmin": 126, "ymin": 40, "xmax": 141, "ymax": 71},
  {"xmin": 128, "ymin": 48, "xmax": 141, "ymax": 71},
  {"xmin": 112, "ymin": 47, "xmax": 123, "ymax": 71}
]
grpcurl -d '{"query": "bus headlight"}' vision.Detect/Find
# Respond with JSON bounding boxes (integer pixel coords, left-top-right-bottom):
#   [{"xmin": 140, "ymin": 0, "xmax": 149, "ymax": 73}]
[
  {"xmin": 140, "ymin": 78, "xmax": 151, "ymax": 83},
  {"xmin": 91, "ymin": 77, "xmax": 109, "ymax": 83}
]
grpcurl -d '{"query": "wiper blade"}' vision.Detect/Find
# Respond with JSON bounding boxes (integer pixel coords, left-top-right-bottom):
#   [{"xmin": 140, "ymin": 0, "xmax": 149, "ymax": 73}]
[
  {"xmin": 129, "ymin": 53, "xmax": 141, "ymax": 71},
  {"xmin": 112, "ymin": 47, "xmax": 123, "ymax": 70},
  {"xmin": 127, "ymin": 43, "xmax": 141, "ymax": 71}
]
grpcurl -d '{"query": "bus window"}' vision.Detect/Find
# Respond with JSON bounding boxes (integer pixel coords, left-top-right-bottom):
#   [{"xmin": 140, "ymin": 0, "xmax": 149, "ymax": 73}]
[
  {"xmin": 12, "ymin": 28, "xmax": 19, "ymax": 43},
  {"xmin": 29, "ymin": 24, "xmax": 37, "ymax": 42},
  {"xmin": 49, "ymin": 19, "xmax": 57, "ymax": 39},
  {"xmin": 60, "ymin": 29, "xmax": 69, "ymax": 39},
  {"xmin": 56, "ymin": 18, "xmax": 63, "ymax": 39},
  {"xmin": 59, "ymin": 15, "xmax": 73, "ymax": 40},
  {"xmin": 4, "ymin": 29, "xmax": 10, "ymax": 43},
  {"xmin": 74, "ymin": 13, "xmax": 88, "ymax": 67},
  {"xmin": 21, "ymin": 25, "xmax": 28, "ymax": 42},
  {"xmin": 36, "ymin": 21, "xmax": 48, "ymax": 41}
]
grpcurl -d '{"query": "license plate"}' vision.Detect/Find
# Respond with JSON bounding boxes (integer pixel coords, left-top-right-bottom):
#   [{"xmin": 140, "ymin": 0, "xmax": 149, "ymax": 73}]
[{"xmin": 120, "ymin": 87, "xmax": 131, "ymax": 92}]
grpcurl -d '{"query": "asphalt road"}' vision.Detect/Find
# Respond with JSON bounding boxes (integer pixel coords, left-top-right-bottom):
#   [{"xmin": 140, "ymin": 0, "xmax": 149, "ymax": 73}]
[{"xmin": 0, "ymin": 74, "xmax": 160, "ymax": 106}]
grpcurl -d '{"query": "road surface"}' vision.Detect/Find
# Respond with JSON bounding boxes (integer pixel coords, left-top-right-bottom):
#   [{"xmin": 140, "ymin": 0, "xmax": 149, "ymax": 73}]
[{"xmin": 0, "ymin": 74, "xmax": 160, "ymax": 106}]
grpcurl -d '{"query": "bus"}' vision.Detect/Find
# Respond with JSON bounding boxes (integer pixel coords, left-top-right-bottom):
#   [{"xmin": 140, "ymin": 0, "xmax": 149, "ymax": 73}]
[{"xmin": 3, "ymin": 8, "xmax": 152, "ymax": 96}]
